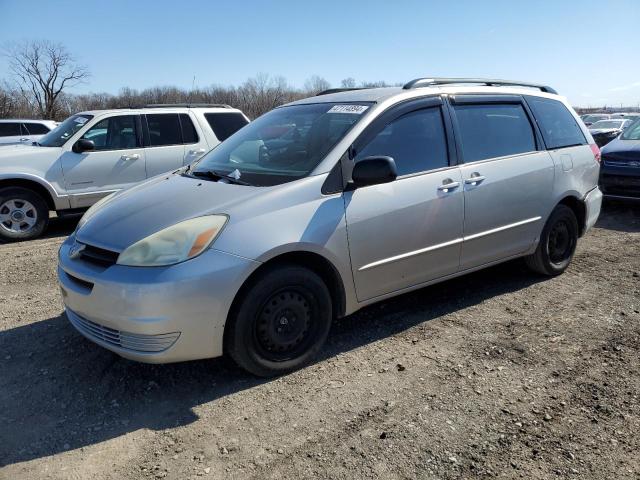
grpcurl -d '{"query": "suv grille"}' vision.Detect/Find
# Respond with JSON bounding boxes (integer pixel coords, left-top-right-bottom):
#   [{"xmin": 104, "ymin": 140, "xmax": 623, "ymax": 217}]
[{"xmin": 78, "ymin": 243, "xmax": 119, "ymax": 267}]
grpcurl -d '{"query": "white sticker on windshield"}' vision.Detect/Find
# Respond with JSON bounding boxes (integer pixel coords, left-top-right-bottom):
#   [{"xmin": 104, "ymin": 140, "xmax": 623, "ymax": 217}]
[
  {"xmin": 327, "ymin": 105, "xmax": 369, "ymax": 114},
  {"xmin": 74, "ymin": 117, "xmax": 89, "ymax": 124}
]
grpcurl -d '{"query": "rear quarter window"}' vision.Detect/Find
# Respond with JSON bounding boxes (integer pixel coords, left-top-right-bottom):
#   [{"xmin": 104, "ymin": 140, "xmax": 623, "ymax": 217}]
[
  {"xmin": 204, "ymin": 112, "xmax": 249, "ymax": 142},
  {"xmin": 526, "ymin": 97, "xmax": 587, "ymax": 149}
]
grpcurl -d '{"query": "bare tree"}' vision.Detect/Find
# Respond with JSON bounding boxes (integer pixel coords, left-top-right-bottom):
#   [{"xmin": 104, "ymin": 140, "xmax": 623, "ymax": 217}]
[
  {"xmin": 4, "ymin": 40, "xmax": 89, "ymax": 119},
  {"xmin": 340, "ymin": 77, "xmax": 356, "ymax": 88},
  {"xmin": 304, "ymin": 75, "xmax": 331, "ymax": 95}
]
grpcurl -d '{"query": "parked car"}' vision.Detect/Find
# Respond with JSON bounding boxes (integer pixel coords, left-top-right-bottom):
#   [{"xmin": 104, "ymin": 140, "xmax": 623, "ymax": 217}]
[
  {"xmin": 0, "ymin": 119, "xmax": 58, "ymax": 145},
  {"xmin": 0, "ymin": 104, "xmax": 249, "ymax": 241},
  {"xmin": 581, "ymin": 113, "xmax": 610, "ymax": 127},
  {"xmin": 599, "ymin": 118, "xmax": 640, "ymax": 199},
  {"xmin": 588, "ymin": 119, "xmax": 633, "ymax": 147},
  {"xmin": 58, "ymin": 78, "xmax": 602, "ymax": 376},
  {"xmin": 610, "ymin": 112, "xmax": 640, "ymax": 120}
]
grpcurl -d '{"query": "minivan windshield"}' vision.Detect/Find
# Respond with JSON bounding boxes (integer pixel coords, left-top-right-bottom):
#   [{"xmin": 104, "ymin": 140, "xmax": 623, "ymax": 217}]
[
  {"xmin": 191, "ymin": 102, "xmax": 372, "ymax": 186},
  {"xmin": 38, "ymin": 114, "xmax": 93, "ymax": 147}
]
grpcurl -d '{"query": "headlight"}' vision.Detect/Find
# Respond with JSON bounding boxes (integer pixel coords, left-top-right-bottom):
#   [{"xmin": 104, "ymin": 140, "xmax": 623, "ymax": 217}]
[
  {"xmin": 116, "ymin": 215, "xmax": 228, "ymax": 267},
  {"xmin": 77, "ymin": 192, "xmax": 117, "ymax": 230}
]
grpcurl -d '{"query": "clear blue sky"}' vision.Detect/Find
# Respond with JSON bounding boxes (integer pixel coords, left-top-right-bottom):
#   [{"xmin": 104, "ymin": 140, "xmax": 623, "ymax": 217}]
[{"xmin": 0, "ymin": 0, "xmax": 638, "ymax": 107}]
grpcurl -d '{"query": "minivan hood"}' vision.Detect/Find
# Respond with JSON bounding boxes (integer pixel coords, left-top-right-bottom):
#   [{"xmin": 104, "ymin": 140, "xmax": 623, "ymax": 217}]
[{"xmin": 76, "ymin": 173, "xmax": 265, "ymax": 251}]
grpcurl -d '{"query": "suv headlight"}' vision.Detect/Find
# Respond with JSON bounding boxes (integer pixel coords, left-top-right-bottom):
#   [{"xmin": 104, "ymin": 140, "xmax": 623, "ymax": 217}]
[{"xmin": 116, "ymin": 215, "xmax": 228, "ymax": 267}]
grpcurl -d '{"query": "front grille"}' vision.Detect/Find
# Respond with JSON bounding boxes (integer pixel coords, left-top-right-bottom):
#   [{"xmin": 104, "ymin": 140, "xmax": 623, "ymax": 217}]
[
  {"xmin": 67, "ymin": 309, "xmax": 180, "ymax": 353},
  {"xmin": 78, "ymin": 243, "xmax": 119, "ymax": 267},
  {"xmin": 600, "ymin": 174, "xmax": 640, "ymax": 197}
]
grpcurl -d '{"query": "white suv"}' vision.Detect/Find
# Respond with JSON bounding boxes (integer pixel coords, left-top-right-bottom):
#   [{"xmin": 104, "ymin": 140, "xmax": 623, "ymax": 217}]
[
  {"xmin": 0, "ymin": 119, "xmax": 58, "ymax": 146},
  {"xmin": 0, "ymin": 104, "xmax": 249, "ymax": 241}
]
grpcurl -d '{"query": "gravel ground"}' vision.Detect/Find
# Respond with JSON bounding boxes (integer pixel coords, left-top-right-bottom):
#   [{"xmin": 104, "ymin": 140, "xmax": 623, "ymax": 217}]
[{"xmin": 1, "ymin": 202, "xmax": 639, "ymax": 480}]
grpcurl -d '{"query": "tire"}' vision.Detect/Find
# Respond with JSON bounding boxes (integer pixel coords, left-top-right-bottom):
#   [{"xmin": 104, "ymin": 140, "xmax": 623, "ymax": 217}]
[
  {"xmin": 525, "ymin": 204, "xmax": 578, "ymax": 276},
  {"xmin": 0, "ymin": 187, "xmax": 49, "ymax": 242},
  {"xmin": 225, "ymin": 265, "xmax": 333, "ymax": 377}
]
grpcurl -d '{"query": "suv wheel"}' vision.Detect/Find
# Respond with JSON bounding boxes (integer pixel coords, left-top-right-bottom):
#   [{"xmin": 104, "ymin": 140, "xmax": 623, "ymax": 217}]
[
  {"xmin": 225, "ymin": 265, "xmax": 332, "ymax": 377},
  {"xmin": 0, "ymin": 187, "xmax": 49, "ymax": 242},
  {"xmin": 525, "ymin": 204, "xmax": 578, "ymax": 276}
]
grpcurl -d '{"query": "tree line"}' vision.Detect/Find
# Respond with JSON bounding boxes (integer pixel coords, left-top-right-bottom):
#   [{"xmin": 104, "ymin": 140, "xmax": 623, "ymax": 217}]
[{"xmin": 1, "ymin": 40, "xmax": 395, "ymax": 121}]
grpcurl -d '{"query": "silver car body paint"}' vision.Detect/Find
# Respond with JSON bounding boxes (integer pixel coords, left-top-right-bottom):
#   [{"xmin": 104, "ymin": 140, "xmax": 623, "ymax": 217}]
[{"xmin": 58, "ymin": 85, "xmax": 602, "ymax": 363}]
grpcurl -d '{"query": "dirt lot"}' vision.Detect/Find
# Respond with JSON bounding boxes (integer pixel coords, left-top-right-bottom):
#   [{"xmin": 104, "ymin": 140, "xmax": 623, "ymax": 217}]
[{"xmin": 1, "ymin": 202, "xmax": 639, "ymax": 480}]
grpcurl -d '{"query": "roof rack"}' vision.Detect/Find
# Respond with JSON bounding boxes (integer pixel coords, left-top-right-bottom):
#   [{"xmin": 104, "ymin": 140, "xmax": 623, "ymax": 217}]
[
  {"xmin": 316, "ymin": 88, "xmax": 370, "ymax": 96},
  {"xmin": 143, "ymin": 103, "xmax": 232, "ymax": 109},
  {"xmin": 402, "ymin": 77, "xmax": 558, "ymax": 95}
]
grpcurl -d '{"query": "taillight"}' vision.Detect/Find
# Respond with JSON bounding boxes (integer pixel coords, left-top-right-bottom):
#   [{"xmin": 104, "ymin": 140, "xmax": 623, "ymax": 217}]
[{"xmin": 590, "ymin": 144, "xmax": 601, "ymax": 164}]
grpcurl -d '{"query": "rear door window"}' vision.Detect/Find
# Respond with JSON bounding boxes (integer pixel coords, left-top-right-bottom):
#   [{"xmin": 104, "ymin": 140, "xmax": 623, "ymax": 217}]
[
  {"xmin": 526, "ymin": 97, "xmax": 587, "ymax": 149},
  {"xmin": 204, "ymin": 112, "xmax": 249, "ymax": 141},
  {"xmin": 23, "ymin": 123, "xmax": 51, "ymax": 135},
  {"xmin": 0, "ymin": 123, "xmax": 21, "ymax": 137},
  {"xmin": 452, "ymin": 103, "xmax": 536, "ymax": 162},
  {"xmin": 146, "ymin": 114, "xmax": 182, "ymax": 146}
]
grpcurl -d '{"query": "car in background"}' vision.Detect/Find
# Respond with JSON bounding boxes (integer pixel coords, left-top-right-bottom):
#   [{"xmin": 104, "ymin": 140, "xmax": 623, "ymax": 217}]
[
  {"xmin": 599, "ymin": 119, "xmax": 640, "ymax": 200},
  {"xmin": 581, "ymin": 113, "xmax": 611, "ymax": 127},
  {"xmin": 0, "ymin": 119, "xmax": 58, "ymax": 145},
  {"xmin": 0, "ymin": 104, "xmax": 250, "ymax": 242},
  {"xmin": 588, "ymin": 119, "xmax": 632, "ymax": 147},
  {"xmin": 610, "ymin": 112, "xmax": 640, "ymax": 120}
]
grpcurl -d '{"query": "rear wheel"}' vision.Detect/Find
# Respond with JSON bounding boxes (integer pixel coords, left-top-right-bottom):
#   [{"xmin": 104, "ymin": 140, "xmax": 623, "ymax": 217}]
[
  {"xmin": 525, "ymin": 204, "xmax": 578, "ymax": 276},
  {"xmin": 0, "ymin": 187, "xmax": 49, "ymax": 242},
  {"xmin": 225, "ymin": 265, "xmax": 332, "ymax": 377}
]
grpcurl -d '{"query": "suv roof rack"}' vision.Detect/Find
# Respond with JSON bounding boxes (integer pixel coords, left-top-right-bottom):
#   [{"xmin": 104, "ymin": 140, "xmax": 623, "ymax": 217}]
[
  {"xmin": 402, "ymin": 77, "xmax": 558, "ymax": 95},
  {"xmin": 142, "ymin": 103, "xmax": 233, "ymax": 109},
  {"xmin": 316, "ymin": 88, "xmax": 370, "ymax": 96}
]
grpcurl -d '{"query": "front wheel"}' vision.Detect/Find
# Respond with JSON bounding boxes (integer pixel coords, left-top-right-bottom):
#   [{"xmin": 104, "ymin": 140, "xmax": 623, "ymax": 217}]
[
  {"xmin": 225, "ymin": 265, "xmax": 332, "ymax": 377},
  {"xmin": 0, "ymin": 187, "xmax": 49, "ymax": 242},
  {"xmin": 525, "ymin": 204, "xmax": 579, "ymax": 276}
]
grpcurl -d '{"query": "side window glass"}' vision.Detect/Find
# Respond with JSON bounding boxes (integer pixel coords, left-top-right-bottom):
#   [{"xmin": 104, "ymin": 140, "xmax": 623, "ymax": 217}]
[
  {"xmin": 179, "ymin": 114, "xmax": 199, "ymax": 144},
  {"xmin": 24, "ymin": 123, "xmax": 50, "ymax": 135},
  {"xmin": 355, "ymin": 107, "xmax": 449, "ymax": 176},
  {"xmin": 82, "ymin": 115, "xmax": 138, "ymax": 151},
  {"xmin": 0, "ymin": 123, "xmax": 21, "ymax": 137},
  {"xmin": 204, "ymin": 113, "xmax": 249, "ymax": 141},
  {"xmin": 147, "ymin": 114, "xmax": 182, "ymax": 146},
  {"xmin": 526, "ymin": 97, "xmax": 586, "ymax": 149},
  {"xmin": 453, "ymin": 103, "xmax": 536, "ymax": 162}
]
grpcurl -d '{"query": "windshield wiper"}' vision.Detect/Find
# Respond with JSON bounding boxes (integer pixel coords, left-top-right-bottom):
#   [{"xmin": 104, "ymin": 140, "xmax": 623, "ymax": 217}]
[{"xmin": 191, "ymin": 169, "xmax": 251, "ymax": 186}]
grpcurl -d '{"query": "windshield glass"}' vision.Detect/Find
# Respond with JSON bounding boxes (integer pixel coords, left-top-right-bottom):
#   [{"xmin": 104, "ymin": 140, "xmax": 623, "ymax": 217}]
[
  {"xmin": 621, "ymin": 119, "xmax": 640, "ymax": 140},
  {"xmin": 38, "ymin": 114, "xmax": 93, "ymax": 147},
  {"xmin": 583, "ymin": 115, "xmax": 608, "ymax": 123},
  {"xmin": 191, "ymin": 102, "xmax": 372, "ymax": 186},
  {"xmin": 590, "ymin": 120, "xmax": 623, "ymax": 129}
]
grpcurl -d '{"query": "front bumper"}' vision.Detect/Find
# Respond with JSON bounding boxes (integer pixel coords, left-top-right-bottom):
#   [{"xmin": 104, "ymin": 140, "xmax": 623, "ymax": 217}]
[
  {"xmin": 599, "ymin": 165, "xmax": 640, "ymax": 199},
  {"xmin": 58, "ymin": 235, "xmax": 259, "ymax": 363}
]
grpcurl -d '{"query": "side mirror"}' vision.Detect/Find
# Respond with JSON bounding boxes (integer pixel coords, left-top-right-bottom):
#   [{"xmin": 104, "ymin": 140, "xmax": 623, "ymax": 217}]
[
  {"xmin": 72, "ymin": 139, "xmax": 95, "ymax": 153},
  {"xmin": 350, "ymin": 156, "xmax": 397, "ymax": 189}
]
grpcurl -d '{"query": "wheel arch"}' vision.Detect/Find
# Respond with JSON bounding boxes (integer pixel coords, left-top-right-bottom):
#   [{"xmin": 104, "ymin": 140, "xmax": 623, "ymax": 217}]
[
  {"xmin": 226, "ymin": 250, "xmax": 347, "ymax": 333},
  {"xmin": 557, "ymin": 194, "xmax": 587, "ymax": 236},
  {"xmin": 0, "ymin": 177, "xmax": 59, "ymax": 211}
]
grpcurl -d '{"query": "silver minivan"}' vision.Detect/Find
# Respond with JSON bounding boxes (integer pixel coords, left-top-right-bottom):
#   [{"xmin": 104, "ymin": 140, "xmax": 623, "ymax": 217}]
[{"xmin": 58, "ymin": 78, "xmax": 603, "ymax": 376}]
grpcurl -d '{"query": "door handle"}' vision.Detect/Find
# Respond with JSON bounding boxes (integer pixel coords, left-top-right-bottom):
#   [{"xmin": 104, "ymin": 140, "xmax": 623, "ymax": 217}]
[
  {"xmin": 437, "ymin": 179, "xmax": 460, "ymax": 192},
  {"xmin": 189, "ymin": 148, "xmax": 206, "ymax": 155},
  {"xmin": 464, "ymin": 173, "xmax": 486, "ymax": 185},
  {"xmin": 20, "ymin": 138, "xmax": 29, "ymax": 142},
  {"xmin": 120, "ymin": 154, "xmax": 140, "ymax": 161}
]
